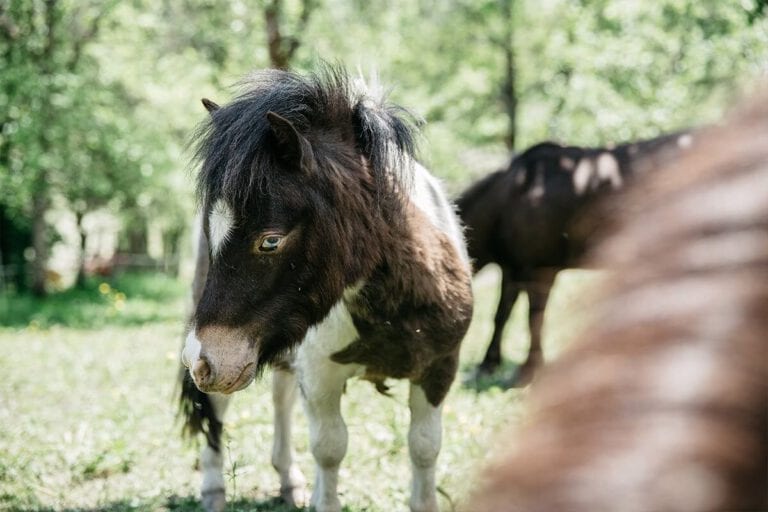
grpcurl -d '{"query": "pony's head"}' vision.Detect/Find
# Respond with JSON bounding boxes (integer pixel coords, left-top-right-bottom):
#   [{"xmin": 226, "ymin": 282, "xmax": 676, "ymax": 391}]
[{"xmin": 182, "ymin": 66, "xmax": 420, "ymax": 393}]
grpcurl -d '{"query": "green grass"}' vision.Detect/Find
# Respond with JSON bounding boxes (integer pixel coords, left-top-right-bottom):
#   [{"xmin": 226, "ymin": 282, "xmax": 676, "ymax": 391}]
[{"xmin": 0, "ymin": 267, "xmax": 602, "ymax": 512}]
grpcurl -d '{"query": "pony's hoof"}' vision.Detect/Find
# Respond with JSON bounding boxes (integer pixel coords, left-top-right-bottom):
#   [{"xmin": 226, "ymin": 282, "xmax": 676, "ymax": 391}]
[
  {"xmin": 280, "ymin": 484, "xmax": 308, "ymax": 508},
  {"xmin": 476, "ymin": 360, "xmax": 501, "ymax": 376},
  {"xmin": 310, "ymin": 493, "xmax": 342, "ymax": 512},
  {"xmin": 506, "ymin": 364, "xmax": 536, "ymax": 388},
  {"xmin": 464, "ymin": 362, "xmax": 498, "ymax": 384},
  {"xmin": 201, "ymin": 488, "xmax": 226, "ymax": 512},
  {"xmin": 280, "ymin": 466, "xmax": 308, "ymax": 507}
]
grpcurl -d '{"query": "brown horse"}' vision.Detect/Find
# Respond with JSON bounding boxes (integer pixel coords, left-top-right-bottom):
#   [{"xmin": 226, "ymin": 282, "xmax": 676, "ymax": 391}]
[
  {"xmin": 178, "ymin": 66, "xmax": 473, "ymax": 512},
  {"xmin": 457, "ymin": 131, "xmax": 692, "ymax": 385},
  {"xmin": 466, "ymin": 87, "xmax": 768, "ymax": 511}
]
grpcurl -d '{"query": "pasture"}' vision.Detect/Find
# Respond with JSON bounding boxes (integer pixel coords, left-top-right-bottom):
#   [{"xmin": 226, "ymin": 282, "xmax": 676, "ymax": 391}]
[{"xmin": 0, "ymin": 269, "xmax": 599, "ymax": 512}]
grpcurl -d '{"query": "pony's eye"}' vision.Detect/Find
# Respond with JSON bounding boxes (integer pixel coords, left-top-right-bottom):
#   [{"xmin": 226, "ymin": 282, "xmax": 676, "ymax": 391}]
[{"xmin": 257, "ymin": 234, "xmax": 283, "ymax": 253}]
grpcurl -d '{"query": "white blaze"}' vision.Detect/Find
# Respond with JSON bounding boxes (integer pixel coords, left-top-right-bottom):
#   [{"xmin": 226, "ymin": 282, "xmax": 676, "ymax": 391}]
[
  {"xmin": 209, "ymin": 199, "xmax": 234, "ymax": 256},
  {"xmin": 182, "ymin": 329, "xmax": 202, "ymax": 369}
]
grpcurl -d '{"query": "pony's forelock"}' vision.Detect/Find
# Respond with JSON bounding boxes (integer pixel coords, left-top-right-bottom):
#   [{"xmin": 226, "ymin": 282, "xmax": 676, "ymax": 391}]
[{"xmin": 191, "ymin": 64, "xmax": 422, "ymax": 211}]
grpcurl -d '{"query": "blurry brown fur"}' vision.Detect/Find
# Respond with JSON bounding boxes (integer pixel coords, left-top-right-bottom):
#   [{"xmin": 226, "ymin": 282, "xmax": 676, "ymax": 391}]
[{"xmin": 466, "ymin": 86, "xmax": 768, "ymax": 512}]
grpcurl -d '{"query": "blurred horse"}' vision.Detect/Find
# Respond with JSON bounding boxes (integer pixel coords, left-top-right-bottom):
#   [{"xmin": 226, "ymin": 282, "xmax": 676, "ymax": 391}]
[
  {"xmin": 466, "ymin": 87, "xmax": 768, "ymax": 511},
  {"xmin": 457, "ymin": 131, "xmax": 692, "ymax": 385},
  {"xmin": 178, "ymin": 66, "xmax": 473, "ymax": 512}
]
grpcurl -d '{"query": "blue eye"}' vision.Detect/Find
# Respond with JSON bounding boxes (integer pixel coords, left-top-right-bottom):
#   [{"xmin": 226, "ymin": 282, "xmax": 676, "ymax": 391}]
[{"xmin": 258, "ymin": 234, "xmax": 283, "ymax": 252}]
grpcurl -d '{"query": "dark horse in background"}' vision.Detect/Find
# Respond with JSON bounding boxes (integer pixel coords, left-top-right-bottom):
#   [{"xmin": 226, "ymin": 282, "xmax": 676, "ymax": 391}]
[
  {"xmin": 457, "ymin": 131, "xmax": 693, "ymax": 386},
  {"xmin": 178, "ymin": 66, "xmax": 473, "ymax": 512},
  {"xmin": 467, "ymin": 86, "xmax": 768, "ymax": 512}
]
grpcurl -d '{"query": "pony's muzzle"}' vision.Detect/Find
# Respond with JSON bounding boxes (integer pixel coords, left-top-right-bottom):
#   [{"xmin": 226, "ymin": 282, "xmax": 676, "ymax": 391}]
[
  {"xmin": 183, "ymin": 326, "xmax": 258, "ymax": 394},
  {"xmin": 192, "ymin": 357, "xmax": 214, "ymax": 387}
]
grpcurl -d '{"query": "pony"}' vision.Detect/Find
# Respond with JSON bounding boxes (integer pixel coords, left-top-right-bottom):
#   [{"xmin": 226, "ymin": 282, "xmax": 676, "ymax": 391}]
[
  {"xmin": 457, "ymin": 131, "xmax": 692, "ymax": 385},
  {"xmin": 178, "ymin": 66, "xmax": 473, "ymax": 512},
  {"xmin": 465, "ymin": 86, "xmax": 768, "ymax": 511}
]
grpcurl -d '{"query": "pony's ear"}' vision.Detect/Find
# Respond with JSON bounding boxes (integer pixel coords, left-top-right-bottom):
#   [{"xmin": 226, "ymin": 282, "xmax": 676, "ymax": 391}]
[
  {"xmin": 266, "ymin": 111, "xmax": 314, "ymax": 172},
  {"xmin": 201, "ymin": 98, "xmax": 220, "ymax": 114}
]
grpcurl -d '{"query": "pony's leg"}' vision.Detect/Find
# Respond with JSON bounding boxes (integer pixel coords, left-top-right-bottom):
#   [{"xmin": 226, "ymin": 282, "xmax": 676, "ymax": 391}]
[
  {"xmin": 200, "ymin": 393, "xmax": 230, "ymax": 512},
  {"xmin": 271, "ymin": 367, "xmax": 307, "ymax": 506},
  {"xmin": 478, "ymin": 269, "xmax": 521, "ymax": 374},
  {"xmin": 512, "ymin": 270, "xmax": 557, "ymax": 387},
  {"xmin": 408, "ymin": 383, "xmax": 442, "ymax": 512},
  {"xmin": 301, "ymin": 360, "xmax": 350, "ymax": 512}
]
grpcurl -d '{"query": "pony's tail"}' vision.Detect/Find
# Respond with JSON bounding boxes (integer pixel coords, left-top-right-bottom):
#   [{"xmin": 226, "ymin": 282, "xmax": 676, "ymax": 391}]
[{"xmin": 178, "ymin": 366, "xmax": 223, "ymax": 451}]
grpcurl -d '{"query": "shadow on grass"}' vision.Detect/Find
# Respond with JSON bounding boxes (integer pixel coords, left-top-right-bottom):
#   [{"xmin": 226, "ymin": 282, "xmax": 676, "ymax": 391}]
[
  {"xmin": 2, "ymin": 493, "xmax": 359, "ymax": 512},
  {"xmin": 167, "ymin": 495, "xmax": 359, "ymax": 512},
  {"xmin": 460, "ymin": 360, "xmax": 523, "ymax": 392},
  {"xmin": 0, "ymin": 272, "xmax": 187, "ymax": 329}
]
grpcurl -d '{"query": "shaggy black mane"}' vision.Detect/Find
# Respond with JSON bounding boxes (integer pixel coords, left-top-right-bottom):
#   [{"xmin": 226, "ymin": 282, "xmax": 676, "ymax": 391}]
[{"xmin": 192, "ymin": 65, "xmax": 422, "ymax": 207}]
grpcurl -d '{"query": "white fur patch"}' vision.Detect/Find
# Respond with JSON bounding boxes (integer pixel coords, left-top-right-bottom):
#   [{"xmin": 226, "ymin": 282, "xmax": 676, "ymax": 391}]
[
  {"xmin": 410, "ymin": 163, "xmax": 470, "ymax": 264},
  {"xmin": 408, "ymin": 384, "xmax": 442, "ymax": 512},
  {"xmin": 298, "ymin": 294, "xmax": 362, "ymax": 365},
  {"xmin": 209, "ymin": 199, "xmax": 234, "ymax": 256},
  {"xmin": 596, "ymin": 152, "xmax": 623, "ymax": 190},
  {"xmin": 182, "ymin": 329, "xmax": 202, "ymax": 369},
  {"xmin": 573, "ymin": 158, "xmax": 595, "ymax": 193},
  {"xmin": 677, "ymin": 133, "xmax": 693, "ymax": 149},
  {"xmin": 296, "ymin": 293, "xmax": 362, "ymax": 512}
]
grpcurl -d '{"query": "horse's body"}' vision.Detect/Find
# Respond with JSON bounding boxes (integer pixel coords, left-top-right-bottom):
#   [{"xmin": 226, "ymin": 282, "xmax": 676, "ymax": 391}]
[
  {"xmin": 457, "ymin": 132, "xmax": 692, "ymax": 384},
  {"xmin": 179, "ymin": 67, "xmax": 473, "ymax": 512},
  {"xmin": 466, "ymin": 88, "xmax": 768, "ymax": 511}
]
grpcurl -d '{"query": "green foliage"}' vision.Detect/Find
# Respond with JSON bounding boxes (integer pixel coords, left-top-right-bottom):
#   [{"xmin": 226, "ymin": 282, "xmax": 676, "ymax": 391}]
[
  {"xmin": 1, "ymin": 0, "xmax": 767, "ymax": 285},
  {"xmin": 0, "ymin": 271, "xmax": 186, "ymax": 328}
]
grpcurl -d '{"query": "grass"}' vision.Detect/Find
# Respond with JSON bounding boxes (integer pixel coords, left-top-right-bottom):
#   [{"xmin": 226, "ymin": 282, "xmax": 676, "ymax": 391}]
[{"xmin": 0, "ymin": 266, "xmax": 602, "ymax": 512}]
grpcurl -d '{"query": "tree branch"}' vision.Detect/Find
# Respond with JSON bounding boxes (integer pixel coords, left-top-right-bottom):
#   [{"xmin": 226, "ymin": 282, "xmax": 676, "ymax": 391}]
[
  {"xmin": 67, "ymin": 2, "xmax": 117, "ymax": 71},
  {"xmin": 0, "ymin": 3, "xmax": 20, "ymax": 41}
]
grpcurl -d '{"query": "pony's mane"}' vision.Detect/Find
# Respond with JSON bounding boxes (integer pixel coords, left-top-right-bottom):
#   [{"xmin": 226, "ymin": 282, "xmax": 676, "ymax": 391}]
[{"xmin": 192, "ymin": 65, "xmax": 421, "ymax": 207}]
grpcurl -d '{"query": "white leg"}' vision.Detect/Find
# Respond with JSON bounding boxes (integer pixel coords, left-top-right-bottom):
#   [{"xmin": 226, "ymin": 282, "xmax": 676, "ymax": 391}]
[
  {"xmin": 271, "ymin": 367, "xmax": 307, "ymax": 506},
  {"xmin": 300, "ymin": 361, "xmax": 351, "ymax": 512},
  {"xmin": 408, "ymin": 384, "xmax": 442, "ymax": 512},
  {"xmin": 201, "ymin": 393, "xmax": 230, "ymax": 512}
]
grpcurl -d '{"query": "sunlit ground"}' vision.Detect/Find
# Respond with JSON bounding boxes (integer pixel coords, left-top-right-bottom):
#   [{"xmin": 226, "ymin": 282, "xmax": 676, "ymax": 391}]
[{"xmin": 0, "ymin": 268, "xmax": 602, "ymax": 511}]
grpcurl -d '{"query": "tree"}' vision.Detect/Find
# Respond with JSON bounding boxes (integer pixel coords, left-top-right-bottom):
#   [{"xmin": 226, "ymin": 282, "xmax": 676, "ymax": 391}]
[{"xmin": 264, "ymin": 0, "xmax": 318, "ymax": 69}]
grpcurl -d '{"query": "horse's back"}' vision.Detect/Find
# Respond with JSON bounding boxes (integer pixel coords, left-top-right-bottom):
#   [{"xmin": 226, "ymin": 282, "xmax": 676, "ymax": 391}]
[{"xmin": 411, "ymin": 162, "xmax": 470, "ymax": 264}]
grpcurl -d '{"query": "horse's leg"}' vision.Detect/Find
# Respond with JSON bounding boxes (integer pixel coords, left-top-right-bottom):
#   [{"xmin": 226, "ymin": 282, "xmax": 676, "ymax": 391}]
[
  {"xmin": 510, "ymin": 270, "xmax": 557, "ymax": 387},
  {"xmin": 408, "ymin": 383, "xmax": 443, "ymax": 512},
  {"xmin": 200, "ymin": 393, "xmax": 230, "ymax": 512},
  {"xmin": 271, "ymin": 366, "xmax": 306, "ymax": 506},
  {"xmin": 301, "ymin": 360, "xmax": 350, "ymax": 512},
  {"xmin": 478, "ymin": 269, "xmax": 521, "ymax": 375}
]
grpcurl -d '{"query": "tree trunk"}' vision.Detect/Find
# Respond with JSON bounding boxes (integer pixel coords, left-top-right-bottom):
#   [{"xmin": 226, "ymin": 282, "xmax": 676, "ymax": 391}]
[
  {"xmin": 29, "ymin": 0, "xmax": 59, "ymax": 297},
  {"xmin": 30, "ymin": 187, "xmax": 48, "ymax": 297},
  {"xmin": 126, "ymin": 227, "xmax": 148, "ymax": 255},
  {"xmin": 264, "ymin": 0, "xmax": 316, "ymax": 69},
  {"xmin": 74, "ymin": 210, "xmax": 87, "ymax": 288},
  {"xmin": 500, "ymin": 0, "xmax": 517, "ymax": 150},
  {"xmin": 264, "ymin": 0, "xmax": 290, "ymax": 69}
]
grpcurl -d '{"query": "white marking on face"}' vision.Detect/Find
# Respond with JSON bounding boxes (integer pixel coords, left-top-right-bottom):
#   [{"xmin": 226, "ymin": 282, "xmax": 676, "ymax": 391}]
[
  {"xmin": 209, "ymin": 199, "xmax": 234, "ymax": 256},
  {"xmin": 182, "ymin": 329, "xmax": 202, "ymax": 369}
]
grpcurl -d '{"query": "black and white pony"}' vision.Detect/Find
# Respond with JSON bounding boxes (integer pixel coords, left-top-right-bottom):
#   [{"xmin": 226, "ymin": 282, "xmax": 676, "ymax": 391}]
[{"xmin": 178, "ymin": 66, "xmax": 473, "ymax": 512}]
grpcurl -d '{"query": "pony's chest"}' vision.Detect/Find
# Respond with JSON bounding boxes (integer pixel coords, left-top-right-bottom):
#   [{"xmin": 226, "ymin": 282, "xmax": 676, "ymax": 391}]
[
  {"xmin": 295, "ymin": 293, "xmax": 447, "ymax": 381},
  {"xmin": 295, "ymin": 299, "xmax": 365, "ymax": 376}
]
